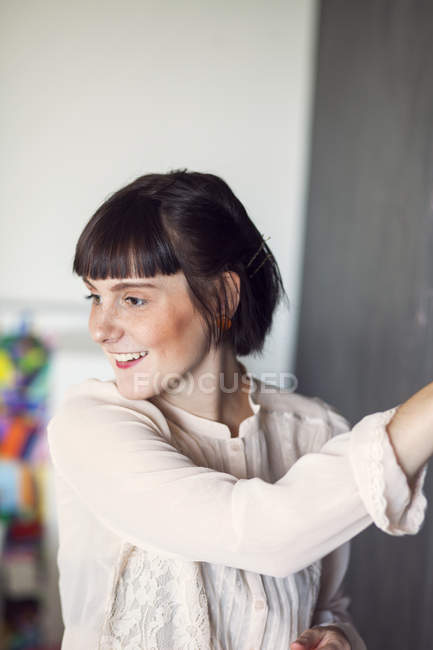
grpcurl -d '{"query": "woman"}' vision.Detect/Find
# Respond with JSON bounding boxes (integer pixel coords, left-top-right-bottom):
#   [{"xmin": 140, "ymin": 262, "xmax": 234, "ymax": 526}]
[{"xmin": 47, "ymin": 169, "xmax": 430, "ymax": 650}]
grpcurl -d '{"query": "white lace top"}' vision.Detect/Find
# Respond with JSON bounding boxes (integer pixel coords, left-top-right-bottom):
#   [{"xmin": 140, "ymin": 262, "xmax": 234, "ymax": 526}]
[{"xmin": 47, "ymin": 369, "xmax": 428, "ymax": 650}]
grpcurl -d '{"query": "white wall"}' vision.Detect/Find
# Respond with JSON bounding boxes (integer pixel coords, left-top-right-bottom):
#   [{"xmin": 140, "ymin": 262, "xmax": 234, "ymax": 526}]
[
  {"xmin": 0, "ymin": 0, "xmax": 319, "ymax": 385},
  {"xmin": 0, "ymin": 1, "xmax": 319, "ymax": 643}
]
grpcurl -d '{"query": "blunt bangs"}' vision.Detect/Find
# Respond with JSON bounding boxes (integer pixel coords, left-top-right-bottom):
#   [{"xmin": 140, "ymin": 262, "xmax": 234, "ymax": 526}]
[{"xmin": 73, "ymin": 193, "xmax": 180, "ymax": 281}]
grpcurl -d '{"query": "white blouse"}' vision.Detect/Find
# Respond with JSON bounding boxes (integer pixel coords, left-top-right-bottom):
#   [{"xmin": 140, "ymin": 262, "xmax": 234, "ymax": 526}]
[{"xmin": 47, "ymin": 368, "xmax": 428, "ymax": 650}]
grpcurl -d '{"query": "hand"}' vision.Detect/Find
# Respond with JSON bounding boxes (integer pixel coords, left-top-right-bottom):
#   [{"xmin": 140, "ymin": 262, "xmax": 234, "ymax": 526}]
[{"xmin": 290, "ymin": 624, "xmax": 351, "ymax": 649}]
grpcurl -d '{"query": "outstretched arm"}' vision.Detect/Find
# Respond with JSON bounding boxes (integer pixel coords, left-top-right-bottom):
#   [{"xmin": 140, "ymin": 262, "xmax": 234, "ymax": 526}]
[
  {"xmin": 47, "ymin": 380, "xmax": 428, "ymax": 579},
  {"xmin": 385, "ymin": 380, "xmax": 433, "ymax": 485}
]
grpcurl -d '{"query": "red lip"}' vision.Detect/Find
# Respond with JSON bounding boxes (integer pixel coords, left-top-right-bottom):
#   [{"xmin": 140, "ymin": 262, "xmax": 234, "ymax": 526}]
[{"xmin": 115, "ymin": 356, "xmax": 146, "ymax": 369}]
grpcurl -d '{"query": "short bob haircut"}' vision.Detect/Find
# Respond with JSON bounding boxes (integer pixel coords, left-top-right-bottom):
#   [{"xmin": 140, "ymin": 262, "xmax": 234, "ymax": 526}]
[{"xmin": 73, "ymin": 169, "xmax": 289, "ymax": 358}]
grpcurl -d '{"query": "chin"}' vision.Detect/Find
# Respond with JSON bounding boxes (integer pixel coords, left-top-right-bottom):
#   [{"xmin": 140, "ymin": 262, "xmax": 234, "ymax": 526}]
[
  {"xmin": 116, "ymin": 385, "xmax": 137, "ymax": 400},
  {"xmin": 114, "ymin": 375, "xmax": 154, "ymax": 401}
]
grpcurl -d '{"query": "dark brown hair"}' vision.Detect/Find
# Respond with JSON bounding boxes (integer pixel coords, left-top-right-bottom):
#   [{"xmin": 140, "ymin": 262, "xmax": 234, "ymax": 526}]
[{"xmin": 73, "ymin": 169, "xmax": 289, "ymax": 358}]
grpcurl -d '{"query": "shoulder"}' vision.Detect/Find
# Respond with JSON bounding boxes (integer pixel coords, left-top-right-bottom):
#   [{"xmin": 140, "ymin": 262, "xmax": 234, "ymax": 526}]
[
  {"xmin": 254, "ymin": 377, "xmax": 350, "ymax": 436},
  {"xmin": 47, "ymin": 378, "xmax": 172, "ymax": 441}
]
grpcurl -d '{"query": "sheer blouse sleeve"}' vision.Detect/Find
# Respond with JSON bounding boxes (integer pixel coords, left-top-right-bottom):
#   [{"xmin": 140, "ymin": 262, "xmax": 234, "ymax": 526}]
[{"xmin": 47, "ymin": 386, "xmax": 428, "ymax": 578}]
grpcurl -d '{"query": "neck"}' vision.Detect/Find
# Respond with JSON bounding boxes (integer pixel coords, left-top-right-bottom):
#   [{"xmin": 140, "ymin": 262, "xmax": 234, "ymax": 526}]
[{"xmin": 156, "ymin": 343, "xmax": 254, "ymax": 436}]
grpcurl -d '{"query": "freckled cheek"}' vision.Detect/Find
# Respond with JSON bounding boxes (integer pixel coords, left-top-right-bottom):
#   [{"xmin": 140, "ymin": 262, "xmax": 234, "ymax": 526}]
[{"xmin": 148, "ymin": 306, "xmax": 200, "ymax": 356}]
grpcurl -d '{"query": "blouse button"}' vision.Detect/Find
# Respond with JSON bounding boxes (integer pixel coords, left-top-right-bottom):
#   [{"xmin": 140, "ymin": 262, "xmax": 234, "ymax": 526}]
[
  {"xmin": 254, "ymin": 599, "xmax": 265, "ymax": 610},
  {"xmin": 230, "ymin": 441, "xmax": 242, "ymax": 452}
]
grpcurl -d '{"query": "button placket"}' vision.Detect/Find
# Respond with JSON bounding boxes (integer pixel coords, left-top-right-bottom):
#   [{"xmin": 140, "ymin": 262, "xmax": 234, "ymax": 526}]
[
  {"xmin": 228, "ymin": 437, "xmax": 247, "ymax": 478},
  {"xmin": 244, "ymin": 572, "xmax": 268, "ymax": 649}
]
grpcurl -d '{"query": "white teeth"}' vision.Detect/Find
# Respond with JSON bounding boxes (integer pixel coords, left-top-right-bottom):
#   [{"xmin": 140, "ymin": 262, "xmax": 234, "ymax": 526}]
[{"xmin": 113, "ymin": 351, "xmax": 148, "ymax": 362}]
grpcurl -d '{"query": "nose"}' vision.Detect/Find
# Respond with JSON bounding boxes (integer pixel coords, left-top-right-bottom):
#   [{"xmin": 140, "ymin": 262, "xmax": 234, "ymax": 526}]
[{"xmin": 89, "ymin": 307, "xmax": 124, "ymax": 345}]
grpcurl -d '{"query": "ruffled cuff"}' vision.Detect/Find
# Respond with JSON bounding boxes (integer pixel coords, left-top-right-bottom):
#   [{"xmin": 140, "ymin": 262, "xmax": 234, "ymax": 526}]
[{"xmin": 348, "ymin": 406, "xmax": 428, "ymax": 535}]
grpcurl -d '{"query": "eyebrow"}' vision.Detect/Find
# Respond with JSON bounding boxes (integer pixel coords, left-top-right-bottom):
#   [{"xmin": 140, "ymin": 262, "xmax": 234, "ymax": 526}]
[{"xmin": 84, "ymin": 279, "xmax": 159, "ymax": 292}]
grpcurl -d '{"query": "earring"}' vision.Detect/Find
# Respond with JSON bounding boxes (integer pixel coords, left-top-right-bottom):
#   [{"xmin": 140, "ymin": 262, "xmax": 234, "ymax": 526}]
[{"xmin": 216, "ymin": 316, "xmax": 232, "ymax": 330}]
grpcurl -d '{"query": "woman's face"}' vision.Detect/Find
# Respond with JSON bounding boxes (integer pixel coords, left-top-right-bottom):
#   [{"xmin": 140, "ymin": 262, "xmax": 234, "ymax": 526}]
[{"xmin": 84, "ymin": 271, "xmax": 210, "ymax": 400}]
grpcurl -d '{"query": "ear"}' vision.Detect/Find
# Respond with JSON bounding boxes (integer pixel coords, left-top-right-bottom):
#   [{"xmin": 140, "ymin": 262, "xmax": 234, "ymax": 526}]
[{"xmin": 221, "ymin": 271, "xmax": 241, "ymax": 317}]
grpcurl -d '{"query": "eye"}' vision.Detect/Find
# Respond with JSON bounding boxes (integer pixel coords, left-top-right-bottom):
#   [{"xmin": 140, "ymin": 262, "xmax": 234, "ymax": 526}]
[
  {"xmin": 84, "ymin": 293, "xmax": 100, "ymax": 304},
  {"xmin": 124, "ymin": 296, "xmax": 148, "ymax": 307}
]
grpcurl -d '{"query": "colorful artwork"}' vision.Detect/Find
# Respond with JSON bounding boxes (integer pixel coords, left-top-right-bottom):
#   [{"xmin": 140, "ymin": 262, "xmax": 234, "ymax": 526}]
[{"xmin": 0, "ymin": 316, "xmax": 53, "ymax": 520}]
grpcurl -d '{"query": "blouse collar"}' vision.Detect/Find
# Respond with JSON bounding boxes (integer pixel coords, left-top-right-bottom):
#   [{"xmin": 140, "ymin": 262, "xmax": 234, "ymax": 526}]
[{"xmin": 148, "ymin": 362, "xmax": 262, "ymax": 440}]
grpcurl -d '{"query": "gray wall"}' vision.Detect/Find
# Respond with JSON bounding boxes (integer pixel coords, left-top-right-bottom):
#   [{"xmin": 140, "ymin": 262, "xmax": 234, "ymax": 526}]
[{"xmin": 295, "ymin": 1, "xmax": 433, "ymax": 647}]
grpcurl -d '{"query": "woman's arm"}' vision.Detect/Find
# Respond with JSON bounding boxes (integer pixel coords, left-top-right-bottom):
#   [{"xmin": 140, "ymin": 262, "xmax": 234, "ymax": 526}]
[
  {"xmin": 47, "ymin": 385, "xmax": 428, "ymax": 579},
  {"xmin": 310, "ymin": 542, "xmax": 366, "ymax": 650},
  {"xmin": 385, "ymin": 381, "xmax": 433, "ymax": 486}
]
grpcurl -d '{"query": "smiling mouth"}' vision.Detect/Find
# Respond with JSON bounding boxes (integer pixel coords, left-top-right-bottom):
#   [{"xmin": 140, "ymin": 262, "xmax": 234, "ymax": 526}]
[
  {"xmin": 114, "ymin": 354, "xmax": 148, "ymax": 369},
  {"xmin": 111, "ymin": 351, "xmax": 149, "ymax": 362}
]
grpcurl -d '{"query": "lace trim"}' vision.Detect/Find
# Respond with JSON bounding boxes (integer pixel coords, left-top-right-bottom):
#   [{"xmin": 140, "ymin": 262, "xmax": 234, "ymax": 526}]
[
  {"xmin": 99, "ymin": 546, "xmax": 211, "ymax": 650},
  {"xmin": 404, "ymin": 464, "xmax": 428, "ymax": 530},
  {"xmin": 369, "ymin": 408, "xmax": 428, "ymax": 535}
]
